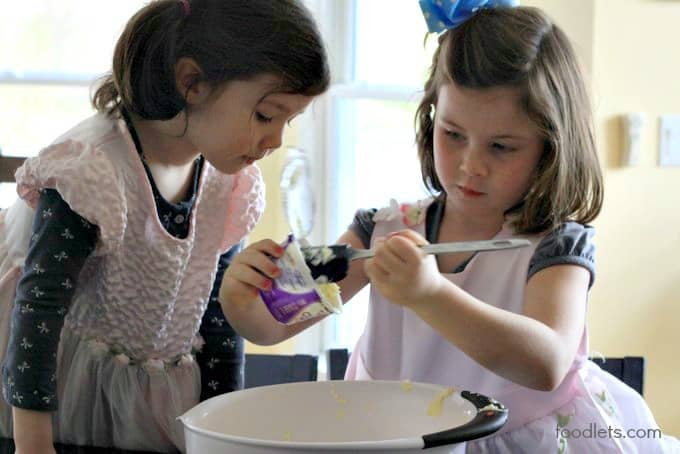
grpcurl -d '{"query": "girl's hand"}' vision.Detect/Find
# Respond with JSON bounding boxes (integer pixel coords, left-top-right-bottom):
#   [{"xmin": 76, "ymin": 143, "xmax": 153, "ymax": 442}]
[
  {"xmin": 220, "ymin": 239, "xmax": 283, "ymax": 308},
  {"xmin": 12, "ymin": 407, "xmax": 57, "ymax": 454},
  {"xmin": 364, "ymin": 230, "xmax": 446, "ymax": 309}
]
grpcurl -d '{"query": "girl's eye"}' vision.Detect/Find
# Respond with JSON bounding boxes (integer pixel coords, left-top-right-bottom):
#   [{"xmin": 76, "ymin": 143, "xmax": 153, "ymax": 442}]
[
  {"xmin": 446, "ymin": 130, "xmax": 465, "ymax": 141},
  {"xmin": 255, "ymin": 112, "xmax": 273, "ymax": 123},
  {"xmin": 491, "ymin": 142, "xmax": 513, "ymax": 152}
]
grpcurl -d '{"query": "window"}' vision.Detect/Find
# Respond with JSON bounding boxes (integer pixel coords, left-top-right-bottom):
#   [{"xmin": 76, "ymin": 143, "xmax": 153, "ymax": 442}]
[
  {"xmin": 0, "ymin": 1, "xmax": 142, "ymax": 207},
  {"xmin": 300, "ymin": 0, "xmax": 437, "ymax": 353}
]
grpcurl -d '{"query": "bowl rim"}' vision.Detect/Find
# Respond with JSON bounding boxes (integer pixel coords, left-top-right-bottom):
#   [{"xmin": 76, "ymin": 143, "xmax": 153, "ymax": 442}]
[
  {"xmin": 178, "ymin": 380, "xmax": 507, "ymax": 449},
  {"xmin": 182, "ymin": 424, "xmax": 425, "ymax": 450}
]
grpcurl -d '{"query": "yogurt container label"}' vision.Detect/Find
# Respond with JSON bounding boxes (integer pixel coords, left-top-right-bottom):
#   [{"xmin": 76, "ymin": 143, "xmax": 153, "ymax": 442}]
[{"xmin": 259, "ymin": 234, "xmax": 342, "ymax": 325}]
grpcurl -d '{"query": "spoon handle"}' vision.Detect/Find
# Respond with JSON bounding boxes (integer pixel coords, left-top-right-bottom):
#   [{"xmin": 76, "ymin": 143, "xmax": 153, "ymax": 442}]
[{"xmin": 349, "ymin": 238, "xmax": 530, "ymax": 261}]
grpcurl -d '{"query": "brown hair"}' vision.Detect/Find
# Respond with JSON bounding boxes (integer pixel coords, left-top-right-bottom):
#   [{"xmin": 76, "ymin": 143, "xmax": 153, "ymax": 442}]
[
  {"xmin": 415, "ymin": 7, "xmax": 603, "ymax": 234},
  {"xmin": 92, "ymin": 0, "xmax": 329, "ymax": 120}
]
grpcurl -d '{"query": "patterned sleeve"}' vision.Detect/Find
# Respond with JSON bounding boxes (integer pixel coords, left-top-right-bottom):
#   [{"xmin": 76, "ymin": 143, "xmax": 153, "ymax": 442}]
[
  {"xmin": 2, "ymin": 189, "xmax": 97, "ymax": 411},
  {"xmin": 348, "ymin": 209, "xmax": 377, "ymax": 249},
  {"xmin": 196, "ymin": 241, "xmax": 245, "ymax": 401},
  {"xmin": 527, "ymin": 222, "xmax": 596, "ymax": 288}
]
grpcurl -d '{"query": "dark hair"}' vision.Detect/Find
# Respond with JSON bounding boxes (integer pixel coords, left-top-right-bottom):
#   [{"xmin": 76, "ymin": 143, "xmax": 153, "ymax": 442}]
[
  {"xmin": 415, "ymin": 7, "xmax": 603, "ymax": 234},
  {"xmin": 92, "ymin": 0, "xmax": 330, "ymax": 120}
]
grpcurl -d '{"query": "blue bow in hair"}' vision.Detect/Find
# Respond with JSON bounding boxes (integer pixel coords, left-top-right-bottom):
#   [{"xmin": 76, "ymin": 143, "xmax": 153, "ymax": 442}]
[{"xmin": 419, "ymin": 0, "xmax": 519, "ymax": 33}]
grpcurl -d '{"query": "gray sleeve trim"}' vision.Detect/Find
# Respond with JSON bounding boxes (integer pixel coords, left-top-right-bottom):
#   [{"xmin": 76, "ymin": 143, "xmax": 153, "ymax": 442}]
[
  {"xmin": 348, "ymin": 209, "xmax": 377, "ymax": 249},
  {"xmin": 527, "ymin": 222, "xmax": 596, "ymax": 288}
]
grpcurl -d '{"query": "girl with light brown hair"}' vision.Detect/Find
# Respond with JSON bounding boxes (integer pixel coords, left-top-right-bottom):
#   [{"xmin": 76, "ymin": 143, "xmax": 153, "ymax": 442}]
[{"xmin": 220, "ymin": 1, "xmax": 679, "ymax": 452}]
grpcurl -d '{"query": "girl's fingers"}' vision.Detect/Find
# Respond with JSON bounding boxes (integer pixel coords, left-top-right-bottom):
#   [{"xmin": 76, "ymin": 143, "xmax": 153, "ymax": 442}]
[
  {"xmin": 229, "ymin": 262, "xmax": 275, "ymax": 291},
  {"xmin": 364, "ymin": 259, "xmax": 390, "ymax": 283},
  {"xmin": 220, "ymin": 239, "xmax": 286, "ymax": 305},
  {"xmin": 374, "ymin": 235, "xmax": 422, "ymax": 271},
  {"xmin": 221, "ymin": 275, "xmax": 260, "ymax": 300},
  {"xmin": 237, "ymin": 249, "xmax": 281, "ymax": 279},
  {"xmin": 248, "ymin": 239, "xmax": 285, "ymax": 258},
  {"xmin": 374, "ymin": 241, "xmax": 406, "ymax": 271},
  {"xmin": 388, "ymin": 229, "xmax": 428, "ymax": 246},
  {"xmin": 385, "ymin": 234, "xmax": 426, "ymax": 264}
]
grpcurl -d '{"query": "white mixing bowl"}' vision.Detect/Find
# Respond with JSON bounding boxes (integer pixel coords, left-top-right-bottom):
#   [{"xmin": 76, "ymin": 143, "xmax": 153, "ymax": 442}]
[{"xmin": 179, "ymin": 380, "xmax": 507, "ymax": 453}]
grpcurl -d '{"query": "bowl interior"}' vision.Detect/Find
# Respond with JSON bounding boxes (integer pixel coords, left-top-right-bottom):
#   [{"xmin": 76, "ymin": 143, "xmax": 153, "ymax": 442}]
[{"xmin": 181, "ymin": 380, "xmax": 477, "ymax": 443}]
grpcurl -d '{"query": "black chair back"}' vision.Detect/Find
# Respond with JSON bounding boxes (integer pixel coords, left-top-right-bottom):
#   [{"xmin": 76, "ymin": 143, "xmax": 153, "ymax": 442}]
[
  {"xmin": 327, "ymin": 348, "xmax": 350, "ymax": 380},
  {"xmin": 591, "ymin": 356, "xmax": 644, "ymax": 396},
  {"xmin": 244, "ymin": 353, "xmax": 318, "ymax": 388}
]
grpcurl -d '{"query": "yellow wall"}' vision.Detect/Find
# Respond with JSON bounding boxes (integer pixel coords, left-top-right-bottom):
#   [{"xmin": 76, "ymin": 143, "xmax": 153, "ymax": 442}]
[
  {"xmin": 590, "ymin": 0, "xmax": 680, "ymax": 435},
  {"xmin": 243, "ymin": 130, "xmax": 299, "ymax": 355},
  {"xmin": 525, "ymin": 0, "xmax": 680, "ymax": 435}
]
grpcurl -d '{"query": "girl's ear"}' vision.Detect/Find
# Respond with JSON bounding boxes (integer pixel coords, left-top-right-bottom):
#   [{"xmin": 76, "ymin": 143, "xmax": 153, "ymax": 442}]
[{"xmin": 174, "ymin": 57, "xmax": 209, "ymax": 105}]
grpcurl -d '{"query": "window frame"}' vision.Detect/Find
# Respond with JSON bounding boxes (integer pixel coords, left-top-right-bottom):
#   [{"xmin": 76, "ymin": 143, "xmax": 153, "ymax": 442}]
[
  {"xmin": 298, "ymin": 0, "xmax": 425, "ymax": 354},
  {"xmin": 0, "ymin": 0, "xmax": 137, "ymax": 184},
  {"xmin": 0, "ymin": 73, "xmax": 98, "ymax": 183}
]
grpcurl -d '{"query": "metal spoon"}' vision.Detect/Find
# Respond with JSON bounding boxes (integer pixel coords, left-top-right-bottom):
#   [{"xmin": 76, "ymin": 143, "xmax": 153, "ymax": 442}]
[{"xmin": 302, "ymin": 238, "xmax": 531, "ymax": 282}]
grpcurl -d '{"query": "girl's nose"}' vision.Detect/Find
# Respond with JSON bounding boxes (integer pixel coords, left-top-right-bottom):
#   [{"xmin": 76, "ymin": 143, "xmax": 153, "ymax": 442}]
[
  {"xmin": 261, "ymin": 129, "xmax": 284, "ymax": 152},
  {"xmin": 459, "ymin": 145, "xmax": 487, "ymax": 177}
]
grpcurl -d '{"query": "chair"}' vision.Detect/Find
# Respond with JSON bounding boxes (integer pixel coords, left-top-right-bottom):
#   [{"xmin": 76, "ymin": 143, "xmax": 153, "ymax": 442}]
[
  {"xmin": 327, "ymin": 349, "xmax": 645, "ymax": 397},
  {"xmin": 326, "ymin": 348, "xmax": 350, "ymax": 380},
  {"xmin": 591, "ymin": 356, "xmax": 644, "ymax": 396},
  {"xmin": 244, "ymin": 353, "xmax": 318, "ymax": 388},
  {"xmin": 0, "ymin": 156, "xmax": 25, "ymax": 183}
]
